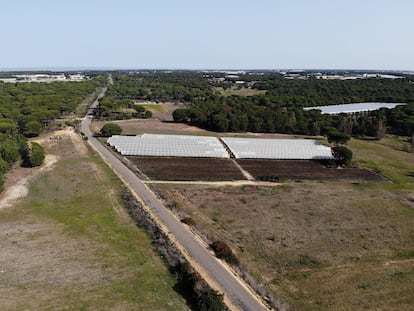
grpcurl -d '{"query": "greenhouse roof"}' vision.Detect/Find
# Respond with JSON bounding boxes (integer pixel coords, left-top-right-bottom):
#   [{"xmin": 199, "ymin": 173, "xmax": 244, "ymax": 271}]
[
  {"xmin": 221, "ymin": 137, "xmax": 333, "ymax": 160},
  {"xmin": 107, "ymin": 134, "xmax": 230, "ymax": 158},
  {"xmin": 303, "ymin": 102, "xmax": 405, "ymax": 114}
]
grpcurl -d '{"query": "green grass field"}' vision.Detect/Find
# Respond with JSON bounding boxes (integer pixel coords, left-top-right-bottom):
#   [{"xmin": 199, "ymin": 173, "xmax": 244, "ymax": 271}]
[
  {"xmin": 0, "ymin": 132, "xmax": 189, "ymax": 310},
  {"xmin": 350, "ymin": 138, "xmax": 414, "ymax": 185}
]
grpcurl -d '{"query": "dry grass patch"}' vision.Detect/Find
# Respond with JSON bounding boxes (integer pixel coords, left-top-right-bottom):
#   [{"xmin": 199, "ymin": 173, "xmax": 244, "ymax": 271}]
[
  {"xmin": 215, "ymin": 86, "xmax": 267, "ymax": 97},
  {"xmin": 0, "ymin": 131, "xmax": 188, "ymax": 310},
  {"xmin": 91, "ymin": 118, "xmax": 210, "ymax": 136},
  {"xmin": 157, "ymin": 181, "xmax": 414, "ymax": 310},
  {"xmin": 350, "ymin": 138, "xmax": 414, "ymax": 185}
]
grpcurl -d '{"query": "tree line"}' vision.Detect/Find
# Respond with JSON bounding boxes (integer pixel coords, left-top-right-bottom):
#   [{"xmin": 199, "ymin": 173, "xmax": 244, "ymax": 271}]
[
  {"xmin": 0, "ymin": 78, "xmax": 101, "ymax": 190},
  {"xmin": 174, "ymin": 95, "xmax": 414, "ymax": 137},
  {"xmin": 105, "ymin": 72, "xmax": 212, "ymax": 103},
  {"xmin": 92, "ymin": 72, "xmax": 414, "ymax": 138},
  {"xmin": 253, "ymin": 77, "xmax": 414, "ymax": 107}
]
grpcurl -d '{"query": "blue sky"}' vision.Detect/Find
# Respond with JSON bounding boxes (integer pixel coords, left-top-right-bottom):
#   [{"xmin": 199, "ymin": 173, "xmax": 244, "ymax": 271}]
[{"xmin": 1, "ymin": 0, "xmax": 413, "ymax": 70}]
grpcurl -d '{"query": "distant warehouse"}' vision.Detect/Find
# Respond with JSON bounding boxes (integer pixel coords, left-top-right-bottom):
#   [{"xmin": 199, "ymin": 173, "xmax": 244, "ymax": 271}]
[{"xmin": 303, "ymin": 102, "xmax": 405, "ymax": 115}]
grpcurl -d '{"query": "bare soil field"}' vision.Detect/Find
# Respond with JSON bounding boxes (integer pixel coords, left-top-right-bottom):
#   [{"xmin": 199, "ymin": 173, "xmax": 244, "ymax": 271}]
[
  {"xmin": 157, "ymin": 182, "xmax": 414, "ymax": 310},
  {"xmin": 0, "ymin": 129, "xmax": 188, "ymax": 310},
  {"xmin": 91, "ymin": 106, "xmax": 298, "ymax": 139},
  {"xmin": 128, "ymin": 156, "xmax": 246, "ymax": 181},
  {"xmin": 127, "ymin": 155, "xmax": 385, "ymax": 183},
  {"xmin": 238, "ymin": 159, "xmax": 386, "ymax": 182},
  {"xmin": 92, "ymin": 118, "xmax": 211, "ymax": 136}
]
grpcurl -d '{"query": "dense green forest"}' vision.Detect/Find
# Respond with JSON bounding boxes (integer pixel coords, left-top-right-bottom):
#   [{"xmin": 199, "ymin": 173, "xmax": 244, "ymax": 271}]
[
  {"xmin": 0, "ymin": 77, "xmax": 102, "ymax": 190},
  {"xmin": 107, "ymin": 72, "xmax": 212, "ymax": 102},
  {"xmin": 253, "ymin": 77, "xmax": 414, "ymax": 107},
  {"xmin": 95, "ymin": 72, "xmax": 211, "ymax": 119},
  {"xmin": 98, "ymin": 72, "xmax": 414, "ymax": 137}
]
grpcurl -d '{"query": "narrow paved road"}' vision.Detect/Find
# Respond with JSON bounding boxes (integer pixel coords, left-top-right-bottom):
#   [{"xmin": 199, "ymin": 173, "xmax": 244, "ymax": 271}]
[{"xmin": 81, "ymin": 87, "xmax": 269, "ymax": 311}]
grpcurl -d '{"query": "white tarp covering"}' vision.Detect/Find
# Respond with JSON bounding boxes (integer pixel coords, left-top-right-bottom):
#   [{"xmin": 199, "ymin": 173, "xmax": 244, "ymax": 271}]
[
  {"xmin": 108, "ymin": 134, "xmax": 333, "ymax": 160},
  {"xmin": 107, "ymin": 134, "xmax": 230, "ymax": 158},
  {"xmin": 221, "ymin": 137, "xmax": 333, "ymax": 160},
  {"xmin": 303, "ymin": 102, "xmax": 405, "ymax": 114}
]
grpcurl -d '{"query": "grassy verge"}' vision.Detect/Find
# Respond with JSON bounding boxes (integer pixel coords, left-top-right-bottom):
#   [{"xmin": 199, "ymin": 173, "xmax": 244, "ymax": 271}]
[
  {"xmin": 349, "ymin": 138, "xmax": 414, "ymax": 185},
  {"xmin": 0, "ymin": 132, "xmax": 189, "ymax": 310}
]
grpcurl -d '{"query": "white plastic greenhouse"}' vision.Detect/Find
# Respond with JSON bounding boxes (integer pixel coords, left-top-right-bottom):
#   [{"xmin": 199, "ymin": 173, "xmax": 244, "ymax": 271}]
[
  {"xmin": 221, "ymin": 137, "xmax": 334, "ymax": 160},
  {"xmin": 107, "ymin": 134, "xmax": 230, "ymax": 158},
  {"xmin": 108, "ymin": 134, "xmax": 333, "ymax": 160},
  {"xmin": 303, "ymin": 102, "xmax": 405, "ymax": 114}
]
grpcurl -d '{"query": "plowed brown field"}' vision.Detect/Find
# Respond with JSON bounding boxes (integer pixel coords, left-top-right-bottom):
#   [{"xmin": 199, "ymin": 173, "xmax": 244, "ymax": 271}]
[
  {"xmin": 128, "ymin": 157, "xmax": 246, "ymax": 181},
  {"xmin": 238, "ymin": 159, "xmax": 386, "ymax": 182}
]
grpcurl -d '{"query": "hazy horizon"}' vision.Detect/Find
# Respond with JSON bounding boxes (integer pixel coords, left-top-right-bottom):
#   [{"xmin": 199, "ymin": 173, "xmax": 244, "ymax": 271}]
[
  {"xmin": 1, "ymin": 0, "xmax": 413, "ymax": 70},
  {"xmin": 1, "ymin": 67, "xmax": 413, "ymax": 73}
]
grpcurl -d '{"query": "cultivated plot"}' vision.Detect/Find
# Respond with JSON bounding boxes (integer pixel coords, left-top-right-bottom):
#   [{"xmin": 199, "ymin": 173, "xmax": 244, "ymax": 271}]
[
  {"xmin": 128, "ymin": 157, "xmax": 245, "ymax": 181},
  {"xmin": 237, "ymin": 159, "xmax": 386, "ymax": 182}
]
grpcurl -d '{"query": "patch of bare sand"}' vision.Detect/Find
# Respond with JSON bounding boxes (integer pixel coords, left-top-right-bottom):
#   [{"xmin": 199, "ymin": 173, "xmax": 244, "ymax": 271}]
[
  {"xmin": 0, "ymin": 154, "xmax": 58, "ymax": 210},
  {"xmin": 404, "ymin": 192, "xmax": 414, "ymax": 208},
  {"xmin": 0, "ymin": 127, "xmax": 85, "ymax": 210}
]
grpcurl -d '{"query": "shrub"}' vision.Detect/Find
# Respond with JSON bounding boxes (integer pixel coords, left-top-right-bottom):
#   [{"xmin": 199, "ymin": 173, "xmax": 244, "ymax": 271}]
[
  {"xmin": 327, "ymin": 129, "xmax": 350, "ymax": 145},
  {"xmin": 197, "ymin": 290, "xmax": 225, "ymax": 311},
  {"xmin": 332, "ymin": 146, "xmax": 353, "ymax": 166},
  {"xmin": 23, "ymin": 120, "xmax": 43, "ymax": 137},
  {"xmin": 210, "ymin": 240, "xmax": 239, "ymax": 265},
  {"xmin": 27, "ymin": 142, "xmax": 45, "ymax": 167},
  {"xmin": 100, "ymin": 123, "xmax": 122, "ymax": 137},
  {"xmin": 181, "ymin": 217, "xmax": 197, "ymax": 226}
]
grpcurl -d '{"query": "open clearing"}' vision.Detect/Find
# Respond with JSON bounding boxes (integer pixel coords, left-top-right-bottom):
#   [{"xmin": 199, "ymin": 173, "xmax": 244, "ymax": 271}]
[
  {"xmin": 91, "ymin": 113, "xmax": 300, "ymax": 138},
  {"xmin": 154, "ymin": 139, "xmax": 414, "ymax": 310},
  {"xmin": 158, "ymin": 181, "xmax": 414, "ymax": 310},
  {"xmin": 134, "ymin": 101, "xmax": 184, "ymax": 121},
  {"xmin": 215, "ymin": 86, "xmax": 267, "ymax": 97},
  {"xmin": 0, "ymin": 129, "xmax": 188, "ymax": 310},
  {"xmin": 92, "ymin": 118, "xmax": 210, "ymax": 136}
]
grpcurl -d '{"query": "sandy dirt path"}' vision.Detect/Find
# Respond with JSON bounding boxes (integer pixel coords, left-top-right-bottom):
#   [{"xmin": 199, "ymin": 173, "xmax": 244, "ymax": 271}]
[
  {"xmin": 0, "ymin": 154, "xmax": 58, "ymax": 210},
  {"xmin": 0, "ymin": 128, "xmax": 78, "ymax": 210}
]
